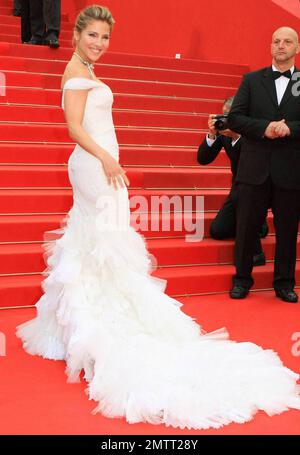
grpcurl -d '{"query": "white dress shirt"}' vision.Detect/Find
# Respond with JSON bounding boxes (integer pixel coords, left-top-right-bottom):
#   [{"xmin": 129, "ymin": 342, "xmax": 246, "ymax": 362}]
[
  {"xmin": 272, "ymin": 65, "xmax": 294, "ymax": 105},
  {"xmin": 206, "ymin": 134, "xmax": 240, "ymax": 148}
]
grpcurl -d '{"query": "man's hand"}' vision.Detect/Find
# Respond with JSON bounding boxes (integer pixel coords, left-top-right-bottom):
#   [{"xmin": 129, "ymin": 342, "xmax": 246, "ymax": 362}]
[
  {"xmin": 264, "ymin": 119, "xmax": 291, "ymax": 139},
  {"xmin": 220, "ymin": 129, "xmax": 240, "ymax": 140},
  {"xmin": 208, "ymin": 114, "xmax": 217, "ymax": 138},
  {"xmin": 273, "ymin": 119, "xmax": 291, "ymax": 137}
]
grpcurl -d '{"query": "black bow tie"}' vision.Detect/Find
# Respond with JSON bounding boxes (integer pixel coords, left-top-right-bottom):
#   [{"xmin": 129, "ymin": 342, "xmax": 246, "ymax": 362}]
[{"xmin": 272, "ymin": 69, "xmax": 292, "ymax": 80}]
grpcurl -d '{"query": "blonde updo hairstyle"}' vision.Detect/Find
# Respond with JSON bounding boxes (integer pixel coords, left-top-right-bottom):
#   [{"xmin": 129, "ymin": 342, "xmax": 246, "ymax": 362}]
[{"xmin": 73, "ymin": 5, "xmax": 115, "ymax": 47}]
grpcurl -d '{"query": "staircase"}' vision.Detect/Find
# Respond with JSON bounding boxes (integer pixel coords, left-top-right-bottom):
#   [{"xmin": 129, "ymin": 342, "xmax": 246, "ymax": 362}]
[
  {"xmin": 0, "ymin": 1, "xmax": 299, "ymax": 309},
  {"xmin": 271, "ymin": 0, "xmax": 300, "ymax": 19}
]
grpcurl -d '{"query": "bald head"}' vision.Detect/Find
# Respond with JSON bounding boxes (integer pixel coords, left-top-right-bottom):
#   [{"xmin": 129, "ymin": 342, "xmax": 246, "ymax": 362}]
[
  {"xmin": 271, "ymin": 27, "xmax": 300, "ymax": 68},
  {"xmin": 273, "ymin": 27, "xmax": 299, "ymax": 43}
]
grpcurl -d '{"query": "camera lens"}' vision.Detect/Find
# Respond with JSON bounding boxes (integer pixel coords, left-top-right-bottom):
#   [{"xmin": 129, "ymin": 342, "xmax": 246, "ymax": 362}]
[{"xmin": 214, "ymin": 114, "xmax": 229, "ymax": 131}]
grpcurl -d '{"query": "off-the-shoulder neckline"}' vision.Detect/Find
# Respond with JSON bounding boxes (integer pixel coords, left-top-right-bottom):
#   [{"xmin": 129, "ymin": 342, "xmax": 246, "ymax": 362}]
[{"xmin": 61, "ymin": 77, "xmax": 107, "ymax": 91}]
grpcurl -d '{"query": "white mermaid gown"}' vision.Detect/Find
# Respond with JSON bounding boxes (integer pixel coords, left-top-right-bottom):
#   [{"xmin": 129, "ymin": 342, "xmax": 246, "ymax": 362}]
[{"xmin": 16, "ymin": 77, "xmax": 300, "ymax": 430}]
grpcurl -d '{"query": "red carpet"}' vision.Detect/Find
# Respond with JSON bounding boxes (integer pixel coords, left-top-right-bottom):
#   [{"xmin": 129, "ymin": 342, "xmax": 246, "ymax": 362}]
[{"xmin": 1, "ymin": 291, "xmax": 300, "ymax": 435}]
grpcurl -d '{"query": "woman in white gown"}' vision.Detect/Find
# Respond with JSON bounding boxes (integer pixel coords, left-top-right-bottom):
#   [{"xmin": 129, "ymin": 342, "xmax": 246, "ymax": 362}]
[{"xmin": 17, "ymin": 5, "xmax": 300, "ymax": 430}]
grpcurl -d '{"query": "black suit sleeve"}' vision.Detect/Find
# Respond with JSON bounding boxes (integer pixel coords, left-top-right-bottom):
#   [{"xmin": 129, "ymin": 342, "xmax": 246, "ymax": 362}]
[
  {"xmin": 197, "ymin": 136, "xmax": 223, "ymax": 165},
  {"xmin": 285, "ymin": 121, "xmax": 300, "ymax": 139},
  {"xmin": 227, "ymin": 74, "xmax": 270, "ymax": 140}
]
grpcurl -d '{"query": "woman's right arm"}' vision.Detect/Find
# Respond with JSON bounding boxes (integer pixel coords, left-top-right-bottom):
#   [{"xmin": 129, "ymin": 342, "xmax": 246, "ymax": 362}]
[{"xmin": 63, "ymin": 88, "xmax": 129, "ymax": 188}]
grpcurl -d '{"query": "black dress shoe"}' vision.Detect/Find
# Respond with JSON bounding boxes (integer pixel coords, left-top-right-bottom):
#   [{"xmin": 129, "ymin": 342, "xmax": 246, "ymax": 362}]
[
  {"xmin": 275, "ymin": 289, "xmax": 298, "ymax": 303},
  {"xmin": 24, "ymin": 39, "xmax": 44, "ymax": 45},
  {"xmin": 230, "ymin": 286, "xmax": 249, "ymax": 299},
  {"xmin": 44, "ymin": 38, "xmax": 60, "ymax": 49},
  {"xmin": 253, "ymin": 251, "xmax": 266, "ymax": 267}
]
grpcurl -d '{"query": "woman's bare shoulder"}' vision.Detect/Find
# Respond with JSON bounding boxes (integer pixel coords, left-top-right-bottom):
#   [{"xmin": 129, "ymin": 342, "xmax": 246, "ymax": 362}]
[{"xmin": 61, "ymin": 62, "xmax": 91, "ymax": 89}]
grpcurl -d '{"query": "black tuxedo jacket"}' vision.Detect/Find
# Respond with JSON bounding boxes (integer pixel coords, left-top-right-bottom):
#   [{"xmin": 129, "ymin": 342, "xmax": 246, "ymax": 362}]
[
  {"xmin": 228, "ymin": 66, "xmax": 300, "ymax": 190},
  {"xmin": 197, "ymin": 135, "xmax": 241, "ymax": 183}
]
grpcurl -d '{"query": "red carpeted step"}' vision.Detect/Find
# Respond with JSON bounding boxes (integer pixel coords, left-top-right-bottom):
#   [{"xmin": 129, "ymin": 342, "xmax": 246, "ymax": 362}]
[
  {"xmin": 0, "ymin": 34, "xmax": 72, "ymax": 48},
  {"xmin": 0, "ymin": 123, "xmax": 70, "ymax": 142},
  {"xmin": 115, "ymin": 110, "xmax": 208, "ymax": 130},
  {"xmin": 0, "ymin": 189, "xmax": 73, "ymax": 213},
  {"xmin": 4, "ymin": 43, "xmax": 249, "ymax": 75},
  {"xmin": 2, "ymin": 236, "xmax": 295, "ymax": 274},
  {"xmin": 142, "ymin": 168, "xmax": 231, "ymax": 188},
  {"xmin": 0, "ymin": 214, "xmax": 64, "ymax": 242},
  {"xmin": 0, "ymin": 56, "xmax": 241, "ymax": 89},
  {"xmin": 0, "ymin": 212, "xmax": 275, "ymax": 243},
  {"xmin": 105, "ymin": 78, "xmax": 236, "ymax": 99},
  {"xmin": 3, "ymin": 71, "xmax": 46, "ymax": 89},
  {"xmin": 0, "ymin": 143, "xmax": 219, "ymax": 167},
  {"xmin": 0, "ymin": 23, "xmax": 73, "ymax": 40},
  {"xmin": 2, "ymin": 65, "xmax": 242, "ymax": 88},
  {"xmin": 0, "ymin": 23, "xmax": 19, "ymax": 34},
  {"xmin": 0, "ymin": 6, "xmax": 15, "ymax": 14},
  {"xmin": 0, "ymin": 33, "xmax": 20, "ymax": 44},
  {"xmin": 85, "ymin": 66, "xmax": 242, "ymax": 88},
  {"xmin": 0, "ymin": 0, "xmax": 14, "ymax": 6},
  {"xmin": 0, "ymin": 165, "xmax": 143, "ymax": 188},
  {"xmin": 115, "ymin": 95, "xmax": 223, "ymax": 114},
  {"xmin": 2, "ymin": 71, "xmax": 237, "ymax": 99},
  {"xmin": 1, "ymin": 88, "xmax": 224, "ymax": 114},
  {"xmin": 0, "ymin": 165, "xmax": 231, "ymax": 189},
  {"xmin": 120, "ymin": 146, "xmax": 227, "ymax": 167},
  {"xmin": 156, "ymin": 261, "xmax": 300, "ymax": 295},
  {"xmin": 0, "ymin": 55, "xmax": 26, "ymax": 71},
  {"xmin": 0, "ymin": 123, "xmax": 206, "ymax": 147},
  {"xmin": 0, "ymin": 243, "xmax": 45, "ymax": 273},
  {"xmin": 1, "ymin": 260, "xmax": 299, "ymax": 308},
  {"xmin": 0, "ymin": 143, "xmax": 73, "ymax": 164},
  {"xmin": 0, "ymin": 213, "xmax": 208, "ymax": 242},
  {"xmin": 0, "ymin": 14, "xmax": 73, "ymax": 28},
  {"xmin": 2, "ymin": 87, "xmax": 61, "ymax": 106},
  {"xmin": 0, "ymin": 189, "xmax": 228, "ymax": 213},
  {"xmin": 84, "ymin": 77, "xmax": 231, "ymax": 100},
  {"xmin": 0, "ymin": 212, "xmax": 207, "ymax": 242},
  {"xmin": 0, "ymin": 104, "xmax": 210, "ymax": 130},
  {"xmin": 0, "ymin": 275, "xmax": 43, "ymax": 308},
  {"xmin": 0, "ymin": 105, "xmax": 65, "ymax": 122},
  {"xmin": 0, "ymin": 165, "xmax": 70, "ymax": 188},
  {"xmin": 0, "ymin": 7, "xmax": 69, "ymax": 20},
  {"xmin": 150, "ymin": 236, "xmax": 300, "ymax": 266}
]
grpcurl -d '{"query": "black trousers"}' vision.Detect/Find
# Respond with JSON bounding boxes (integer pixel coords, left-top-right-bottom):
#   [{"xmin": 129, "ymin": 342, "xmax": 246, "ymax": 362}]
[
  {"xmin": 14, "ymin": 0, "xmax": 22, "ymax": 13},
  {"xmin": 233, "ymin": 177, "xmax": 300, "ymax": 290},
  {"xmin": 20, "ymin": 0, "xmax": 31, "ymax": 43},
  {"xmin": 29, "ymin": 0, "xmax": 61, "ymax": 41},
  {"xmin": 210, "ymin": 183, "xmax": 266, "ymax": 255}
]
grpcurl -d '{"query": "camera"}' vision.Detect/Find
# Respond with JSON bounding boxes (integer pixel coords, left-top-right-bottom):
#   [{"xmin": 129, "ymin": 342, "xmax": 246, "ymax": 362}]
[{"xmin": 213, "ymin": 114, "xmax": 229, "ymax": 131}]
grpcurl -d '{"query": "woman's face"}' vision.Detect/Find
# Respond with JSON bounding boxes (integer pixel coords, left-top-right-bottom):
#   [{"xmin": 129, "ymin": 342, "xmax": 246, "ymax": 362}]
[{"xmin": 75, "ymin": 20, "xmax": 111, "ymax": 63}]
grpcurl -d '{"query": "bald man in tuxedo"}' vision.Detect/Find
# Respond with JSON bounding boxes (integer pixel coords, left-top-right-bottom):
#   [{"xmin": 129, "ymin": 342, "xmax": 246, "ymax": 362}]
[{"xmin": 228, "ymin": 27, "xmax": 300, "ymax": 303}]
